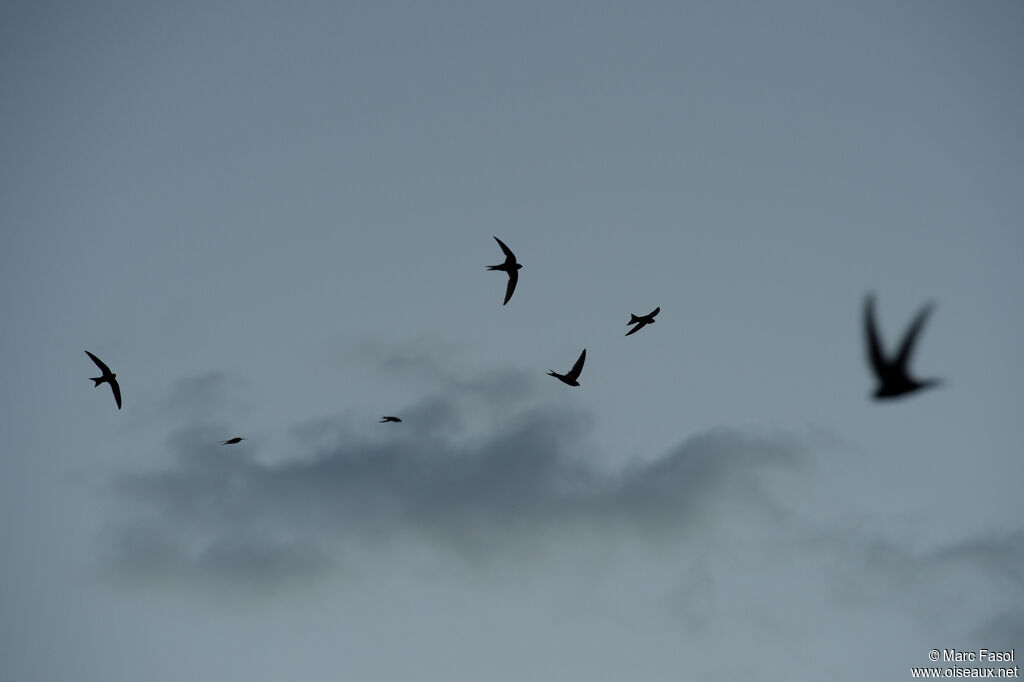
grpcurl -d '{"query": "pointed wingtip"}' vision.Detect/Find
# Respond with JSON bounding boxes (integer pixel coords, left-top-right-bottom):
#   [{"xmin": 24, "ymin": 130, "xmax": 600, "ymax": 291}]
[{"xmin": 863, "ymin": 292, "xmax": 877, "ymax": 319}]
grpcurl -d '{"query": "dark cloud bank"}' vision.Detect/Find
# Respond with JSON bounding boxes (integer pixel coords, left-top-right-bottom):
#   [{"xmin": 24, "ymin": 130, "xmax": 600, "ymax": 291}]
[
  {"xmin": 103, "ymin": 366, "xmax": 810, "ymax": 589},
  {"xmin": 103, "ymin": 363, "xmax": 1024, "ymax": 647}
]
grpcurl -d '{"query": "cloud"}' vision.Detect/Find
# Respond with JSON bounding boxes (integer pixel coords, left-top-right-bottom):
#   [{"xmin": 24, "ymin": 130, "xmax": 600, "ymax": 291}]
[
  {"xmin": 101, "ymin": 364, "xmax": 812, "ymax": 590},
  {"xmin": 160, "ymin": 370, "xmax": 253, "ymax": 427},
  {"xmin": 818, "ymin": 525, "xmax": 1024, "ymax": 649},
  {"xmin": 974, "ymin": 610, "xmax": 1024, "ymax": 652},
  {"xmin": 100, "ymin": 355, "xmax": 1024, "ymax": 659}
]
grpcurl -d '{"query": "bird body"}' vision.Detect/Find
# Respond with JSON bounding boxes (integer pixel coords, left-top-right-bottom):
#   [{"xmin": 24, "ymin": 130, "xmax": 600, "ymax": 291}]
[
  {"xmin": 864, "ymin": 294, "xmax": 941, "ymax": 400},
  {"xmin": 220, "ymin": 437, "xmax": 246, "ymax": 445},
  {"xmin": 487, "ymin": 236, "xmax": 522, "ymax": 305},
  {"xmin": 548, "ymin": 348, "xmax": 586, "ymax": 387},
  {"xmin": 84, "ymin": 350, "xmax": 121, "ymax": 409},
  {"xmin": 625, "ymin": 306, "xmax": 660, "ymax": 336}
]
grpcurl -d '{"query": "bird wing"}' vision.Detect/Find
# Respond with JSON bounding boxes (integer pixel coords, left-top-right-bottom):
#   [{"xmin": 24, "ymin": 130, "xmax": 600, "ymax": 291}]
[
  {"xmin": 503, "ymin": 269, "xmax": 518, "ymax": 305},
  {"xmin": 567, "ymin": 348, "xmax": 586, "ymax": 380},
  {"xmin": 493, "ymin": 236, "xmax": 517, "ymax": 263},
  {"xmin": 648, "ymin": 306, "xmax": 661, "ymax": 318},
  {"xmin": 625, "ymin": 321, "xmax": 646, "ymax": 336},
  {"xmin": 84, "ymin": 350, "xmax": 112, "ymax": 375},
  {"xmin": 863, "ymin": 294, "xmax": 888, "ymax": 376},
  {"xmin": 895, "ymin": 302, "xmax": 934, "ymax": 370},
  {"xmin": 109, "ymin": 377, "xmax": 122, "ymax": 409}
]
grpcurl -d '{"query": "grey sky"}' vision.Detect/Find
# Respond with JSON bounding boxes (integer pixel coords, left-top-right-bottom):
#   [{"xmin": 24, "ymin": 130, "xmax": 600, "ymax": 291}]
[{"xmin": 2, "ymin": 1, "xmax": 1022, "ymax": 680}]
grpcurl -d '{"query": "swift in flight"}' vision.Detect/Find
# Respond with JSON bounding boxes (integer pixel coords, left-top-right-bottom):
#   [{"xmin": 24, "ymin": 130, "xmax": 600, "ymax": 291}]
[
  {"xmin": 864, "ymin": 294, "xmax": 941, "ymax": 400},
  {"xmin": 486, "ymin": 236, "xmax": 522, "ymax": 305},
  {"xmin": 625, "ymin": 306, "xmax": 660, "ymax": 336},
  {"xmin": 84, "ymin": 350, "xmax": 121, "ymax": 410},
  {"xmin": 548, "ymin": 348, "xmax": 586, "ymax": 387}
]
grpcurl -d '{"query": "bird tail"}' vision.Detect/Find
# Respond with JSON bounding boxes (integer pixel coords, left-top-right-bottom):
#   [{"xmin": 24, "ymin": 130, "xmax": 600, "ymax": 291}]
[
  {"xmin": 486, "ymin": 265, "xmax": 501, "ymax": 270},
  {"xmin": 90, "ymin": 376, "xmax": 104, "ymax": 386},
  {"xmin": 628, "ymin": 314, "xmax": 640, "ymax": 324}
]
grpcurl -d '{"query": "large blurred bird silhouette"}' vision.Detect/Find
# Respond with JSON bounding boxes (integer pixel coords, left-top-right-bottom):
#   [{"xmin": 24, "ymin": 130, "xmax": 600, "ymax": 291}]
[
  {"xmin": 625, "ymin": 306, "xmax": 660, "ymax": 336},
  {"xmin": 84, "ymin": 350, "xmax": 121, "ymax": 410},
  {"xmin": 486, "ymin": 236, "xmax": 522, "ymax": 305},
  {"xmin": 548, "ymin": 348, "xmax": 586, "ymax": 387},
  {"xmin": 379, "ymin": 416, "xmax": 402, "ymax": 423},
  {"xmin": 220, "ymin": 437, "xmax": 246, "ymax": 445},
  {"xmin": 864, "ymin": 294, "xmax": 941, "ymax": 400}
]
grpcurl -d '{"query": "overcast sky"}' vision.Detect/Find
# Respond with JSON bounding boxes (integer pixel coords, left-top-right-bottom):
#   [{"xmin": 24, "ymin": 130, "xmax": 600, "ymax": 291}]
[{"xmin": 2, "ymin": 1, "xmax": 1022, "ymax": 680}]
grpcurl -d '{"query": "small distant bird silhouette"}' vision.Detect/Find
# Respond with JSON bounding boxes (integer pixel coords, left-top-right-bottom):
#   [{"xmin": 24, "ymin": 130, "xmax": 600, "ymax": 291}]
[
  {"xmin": 625, "ymin": 306, "xmax": 660, "ymax": 336},
  {"xmin": 220, "ymin": 437, "xmax": 246, "ymax": 445},
  {"xmin": 84, "ymin": 350, "xmax": 121, "ymax": 409},
  {"xmin": 548, "ymin": 348, "xmax": 586, "ymax": 387},
  {"xmin": 486, "ymin": 236, "xmax": 522, "ymax": 305},
  {"xmin": 379, "ymin": 416, "xmax": 402, "ymax": 423},
  {"xmin": 864, "ymin": 294, "xmax": 941, "ymax": 400}
]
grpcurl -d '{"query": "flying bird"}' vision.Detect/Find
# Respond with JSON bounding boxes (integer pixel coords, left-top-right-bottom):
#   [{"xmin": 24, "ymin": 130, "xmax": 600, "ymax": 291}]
[
  {"xmin": 625, "ymin": 306, "xmax": 660, "ymax": 336},
  {"xmin": 548, "ymin": 348, "xmax": 586, "ymax": 387},
  {"xmin": 84, "ymin": 350, "xmax": 121, "ymax": 409},
  {"xmin": 220, "ymin": 437, "xmax": 246, "ymax": 445},
  {"xmin": 379, "ymin": 416, "xmax": 402, "ymax": 423},
  {"xmin": 864, "ymin": 294, "xmax": 941, "ymax": 400},
  {"xmin": 486, "ymin": 236, "xmax": 522, "ymax": 305}
]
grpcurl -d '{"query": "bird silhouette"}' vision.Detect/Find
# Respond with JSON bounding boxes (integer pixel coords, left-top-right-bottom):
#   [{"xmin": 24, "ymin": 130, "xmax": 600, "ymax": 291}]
[
  {"xmin": 379, "ymin": 416, "xmax": 402, "ymax": 423},
  {"xmin": 625, "ymin": 306, "xmax": 660, "ymax": 336},
  {"xmin": 486, "ymin": 236, "xmax": 522, "ymax": 305},
  {"xmin": 84, "ymin": 350, "xmax": 121, "ymax": 409},
  {"xmin": 864, "ymin": 294, "xmax": 941, "ymax": 400},
  {"xmin": 548, "ymin": 348, "xmax": 586, "ymax": 387},
  {"xmin": 220, "ymin": 437, "xmax": 246, "ymax": 445}
]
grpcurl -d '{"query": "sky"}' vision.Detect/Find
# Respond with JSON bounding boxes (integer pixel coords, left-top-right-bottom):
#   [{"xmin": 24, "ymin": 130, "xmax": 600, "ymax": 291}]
[{"xmin": 1, "ymin": 1, "xmax": 1022, "ymax": 680}]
